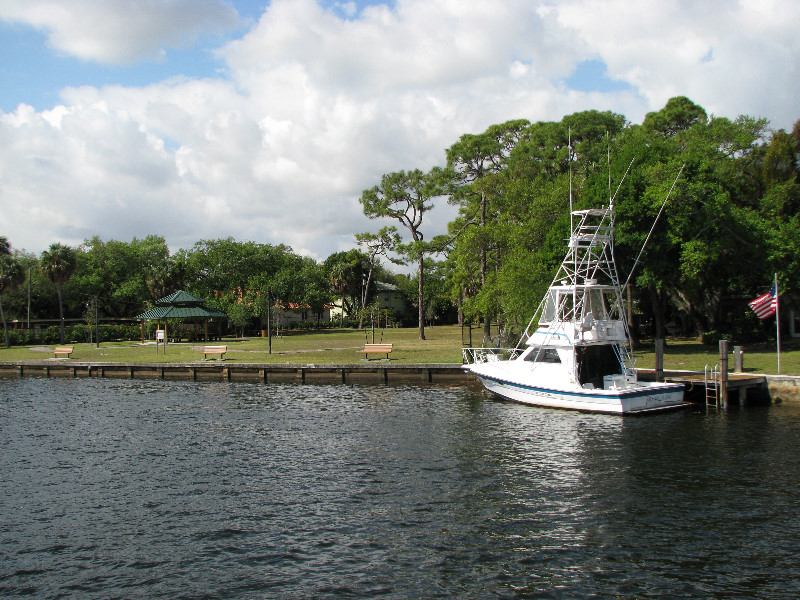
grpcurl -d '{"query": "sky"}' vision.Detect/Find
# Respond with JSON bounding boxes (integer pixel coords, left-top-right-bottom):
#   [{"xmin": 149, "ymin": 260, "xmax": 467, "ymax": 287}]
[{"xmin": 1, "ymin": 0, "xmax": 798, "ymax": 267}]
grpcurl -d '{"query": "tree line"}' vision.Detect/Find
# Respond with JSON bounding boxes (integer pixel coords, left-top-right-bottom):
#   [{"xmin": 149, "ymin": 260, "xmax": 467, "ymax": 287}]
[
  {"xmin": 360, "ymin": 96, "xmax": 799, "ymax": 343},
  {"xmin": 0, "ymin": 235, "xmax": 422, "ymax": 346},
  {"xmin": 2, "ymin": 96, "xmax": 798, "ymax": 347}
]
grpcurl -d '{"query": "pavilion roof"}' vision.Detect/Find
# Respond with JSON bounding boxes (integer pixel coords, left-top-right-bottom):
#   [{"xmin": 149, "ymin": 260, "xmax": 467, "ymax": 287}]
[
  {"xmin": 135, "ymin": 289, "xmax": 227, "ymax": 320},
  {"xmin": 155, "ymin": 290, "xmax": 206, "ymax": 305}
]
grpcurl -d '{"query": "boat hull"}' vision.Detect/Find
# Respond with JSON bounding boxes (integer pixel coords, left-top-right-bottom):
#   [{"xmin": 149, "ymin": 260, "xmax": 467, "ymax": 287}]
[{"xmin": 470, "ymin": 368, "xmax": 686, "ymax": 414}]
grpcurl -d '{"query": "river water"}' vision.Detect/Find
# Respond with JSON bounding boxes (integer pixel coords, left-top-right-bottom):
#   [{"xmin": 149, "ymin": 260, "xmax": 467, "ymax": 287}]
[{"xmin": 1, "ymin": 377, "xmax": 799, "ymax": 599}]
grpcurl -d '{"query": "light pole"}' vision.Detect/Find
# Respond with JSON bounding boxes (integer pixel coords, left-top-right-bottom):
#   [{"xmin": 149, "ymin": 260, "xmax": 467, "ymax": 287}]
[{"xmin": 27, "ymin": 266, "xmax": 31, "ymax": 330}]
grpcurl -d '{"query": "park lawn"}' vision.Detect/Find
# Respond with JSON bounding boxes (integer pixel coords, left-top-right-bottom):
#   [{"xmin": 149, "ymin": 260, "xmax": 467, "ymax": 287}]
[
  {"xmin": 1, "ymin": 326, "xmax": 797, "ymax": 375},
  {"xmin": 0, "ymin": 326, "xmax": 467, "ymax": 365}
]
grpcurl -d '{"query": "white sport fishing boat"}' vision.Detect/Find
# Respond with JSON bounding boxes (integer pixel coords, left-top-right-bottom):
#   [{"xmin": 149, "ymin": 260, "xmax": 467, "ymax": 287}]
[{"xmin": 463, "ymin": 201, "xmax": 686, "ymax": 414}]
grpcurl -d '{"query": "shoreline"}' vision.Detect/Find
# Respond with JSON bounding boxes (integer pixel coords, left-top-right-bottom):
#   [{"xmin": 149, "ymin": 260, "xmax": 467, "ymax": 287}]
[{"xmin": 3, "ymin": 360, "xmax": 800, "ymax": 402}]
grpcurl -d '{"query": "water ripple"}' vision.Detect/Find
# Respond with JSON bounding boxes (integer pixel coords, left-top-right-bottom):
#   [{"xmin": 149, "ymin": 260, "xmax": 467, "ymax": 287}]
[{"xmin": 1, "ymin": 378, "xmax": 800, "ymax": 598}]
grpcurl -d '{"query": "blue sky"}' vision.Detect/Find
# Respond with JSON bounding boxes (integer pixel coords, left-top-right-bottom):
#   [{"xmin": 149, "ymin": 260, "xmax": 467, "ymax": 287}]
[
  {"xmin": 0, "ymin": 0, "xmax": 399, "ymax": 112},
  {"xmin": 0, "ymin": 1, "xmax": 247, "ymax": 112},
  {"xmin": 1, "ymin": 0, "xmax": 797, "ymax": 260},
  {"xmin": 0, "ymin": 23, "xmax": 223, "ymax": 110}
]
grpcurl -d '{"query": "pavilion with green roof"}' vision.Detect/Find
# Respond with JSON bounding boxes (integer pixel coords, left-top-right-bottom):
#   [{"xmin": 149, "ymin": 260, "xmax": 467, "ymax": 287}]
[{"xmin": 135, "ymin": 290, "xmax": 227, "ymax": 342}]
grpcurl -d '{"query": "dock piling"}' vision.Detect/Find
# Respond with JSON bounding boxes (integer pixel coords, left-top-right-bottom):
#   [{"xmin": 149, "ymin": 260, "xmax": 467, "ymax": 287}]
[
  {"xmin": 734, "ymin": 346, "xmax": 744, "ymax": 373},
  {"xmin": 720, "ymin": 340, "xmax": 729, "ymax": 408}
]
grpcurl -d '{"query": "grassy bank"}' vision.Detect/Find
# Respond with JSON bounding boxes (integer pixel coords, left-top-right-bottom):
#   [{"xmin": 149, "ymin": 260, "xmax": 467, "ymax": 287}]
[{"xmin": 0, "ymin": 326, "xmax": 797, "ymax": 375}]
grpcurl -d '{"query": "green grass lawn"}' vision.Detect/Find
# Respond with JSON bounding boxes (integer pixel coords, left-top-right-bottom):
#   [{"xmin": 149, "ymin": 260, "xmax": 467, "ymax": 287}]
[
  {"xmin": 1, "ymin": 326, "xmax": 797, "ymax": 375},
  {"xmin": 0, "ymin": 326, "xmax": 465, "ymax": 365}
]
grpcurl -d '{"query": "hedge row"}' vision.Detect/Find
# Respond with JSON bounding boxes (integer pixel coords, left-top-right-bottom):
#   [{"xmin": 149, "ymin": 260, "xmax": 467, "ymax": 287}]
[{"xmin": 3, "ymin": 324, "xmax": 146, "ymax": 346}]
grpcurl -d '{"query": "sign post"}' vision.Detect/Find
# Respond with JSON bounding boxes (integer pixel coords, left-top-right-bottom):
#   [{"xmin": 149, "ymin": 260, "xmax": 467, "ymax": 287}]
[{"xmin": 156, "ymin": 328, "xmax": 165, "ymax": 354}]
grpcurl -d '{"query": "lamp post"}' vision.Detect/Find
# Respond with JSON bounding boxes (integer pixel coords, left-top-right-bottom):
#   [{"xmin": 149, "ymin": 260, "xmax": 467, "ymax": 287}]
[
  {"xmin": 27, "ymin": 266, "xmax": 31, "ymax": 330},
  {"xmin": 95, "ymin": 296, "xmax": 99, "ymax": 348}
]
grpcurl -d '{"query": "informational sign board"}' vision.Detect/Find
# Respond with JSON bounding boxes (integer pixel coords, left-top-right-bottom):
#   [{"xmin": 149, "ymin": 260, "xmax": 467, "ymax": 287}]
[{"xmin": 156, "ymin": 329, "xmax": 165, "ymax": 341}]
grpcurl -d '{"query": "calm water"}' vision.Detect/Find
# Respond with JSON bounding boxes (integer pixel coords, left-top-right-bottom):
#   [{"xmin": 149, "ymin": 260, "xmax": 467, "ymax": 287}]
[{"xmin": 1, "ymin": 378, "xmax": 800, "ymax": 599}]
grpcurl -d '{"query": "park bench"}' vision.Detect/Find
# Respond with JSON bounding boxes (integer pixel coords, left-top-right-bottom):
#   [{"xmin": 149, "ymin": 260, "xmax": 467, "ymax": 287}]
[
  {"xmin": 363, "ymin": 343, "xmax": 393, "ymax": 360},
  {"xmin": 199, "ymin": 345, "xmax": 227, "ymax": 359},
  {"xmin": 53, "ymin": 346, "xmax": 74, "ymax": 358}
]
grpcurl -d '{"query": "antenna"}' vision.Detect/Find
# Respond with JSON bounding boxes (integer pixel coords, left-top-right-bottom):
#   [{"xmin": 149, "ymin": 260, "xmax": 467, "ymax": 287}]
[
  {"xmin": 568, "ymin": 127, "xmax": 573, "ymax": 233},
  {"xmin": 607, "ymin": 131, "xmax": 612, "ymax": 209}
]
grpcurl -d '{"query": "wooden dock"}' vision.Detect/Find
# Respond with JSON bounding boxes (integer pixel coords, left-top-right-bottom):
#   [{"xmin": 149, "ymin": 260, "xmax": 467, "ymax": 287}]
[{"xmin": 639, "ymin": 369, "xmax": 768, "ymax": 406}]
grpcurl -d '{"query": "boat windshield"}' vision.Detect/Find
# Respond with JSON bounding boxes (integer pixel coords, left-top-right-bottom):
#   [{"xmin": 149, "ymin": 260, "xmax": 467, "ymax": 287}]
[
  {"xmin": 584, "ymin": 288, "xmax": 608, "ymax": 319},
  {"xmin": 540, "ymin": 290, "xmax": 556, "ymax": 323},
  {"xmin": 524, "ymin": 348, "xmax": 561, "ymax": 363}
]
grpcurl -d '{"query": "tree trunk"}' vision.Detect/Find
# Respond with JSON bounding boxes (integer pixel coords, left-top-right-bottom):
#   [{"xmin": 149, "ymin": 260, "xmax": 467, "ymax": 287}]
[
  {"xmin": 57, "ymin": 284, "xmax": 65, "ymax": 344},
  {"xmin": 418, "ymin": 252, "xmax": 425, "ymax": 340},
  {"xmin": 480, "ymin": 190, "xmax": 491, "ymax": 341},
  {"xmin": 359, "ymin": 267, "xmax": 374, "ymax": 330},
  {"xmin": 0, "ymin": 295, "xmax": 9, "ymax": 348},
  {"xmin": 648, "ymin": 287, "xmax": 666, "ymax": 340}
]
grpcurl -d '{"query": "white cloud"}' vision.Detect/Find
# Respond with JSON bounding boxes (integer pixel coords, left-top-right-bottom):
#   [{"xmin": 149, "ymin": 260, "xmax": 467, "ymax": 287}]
[
  {"xmin": 551, "ymin": 0, "xmax": 800, "ymax": 127},
  {"xmin": 0, "ymin": 0, "xmax": 241, "ymax": 64},
  {"xmin": 0, "ymin": 0, "xmax": 798, "ymax": 265}
]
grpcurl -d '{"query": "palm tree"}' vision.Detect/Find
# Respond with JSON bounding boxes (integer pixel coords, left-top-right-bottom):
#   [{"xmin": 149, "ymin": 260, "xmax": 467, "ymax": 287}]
[
  {"xmin": 329, "ymin": 262, "xmax": 350, "ymax": 327},
  {"xmin": 0, "ymin": 237, "xmax": 26, "ymax": 348},
  {"xmin": 40, "ymin": 243, "xmax": 78, "ymax": 344}
]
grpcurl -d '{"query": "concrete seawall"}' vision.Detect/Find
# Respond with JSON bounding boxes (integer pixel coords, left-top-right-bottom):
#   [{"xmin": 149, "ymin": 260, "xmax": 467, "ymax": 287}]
[
  {"xmin": 0, "ymin": 361, "xmax": 477, "ymax": 386},
  {"xmin": 764, "ymin": 375, "xmax": 800, "ymax": 403},
  {"xmin": 2, "ymin": 361, "xmax": 798, "ymax": 402}
]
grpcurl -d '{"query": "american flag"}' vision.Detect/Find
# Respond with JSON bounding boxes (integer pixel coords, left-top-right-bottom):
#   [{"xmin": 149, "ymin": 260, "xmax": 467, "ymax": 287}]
[{"xmin": 749, "ymin": 284, "xmax": 778, "ymax": 319}]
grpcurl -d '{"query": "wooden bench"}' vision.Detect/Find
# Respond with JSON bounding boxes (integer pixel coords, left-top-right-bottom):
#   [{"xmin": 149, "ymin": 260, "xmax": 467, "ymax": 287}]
[
  {"xmin": 53, "ymin": 346, "xmax": 74, "ymax": 358},
  {"xmin": 200, "ymin": 345, "xmax": 227, "ymax": 359},
  {"xmin": 363, "ymin": 343, "xmax": 393, "ymax": 359}
]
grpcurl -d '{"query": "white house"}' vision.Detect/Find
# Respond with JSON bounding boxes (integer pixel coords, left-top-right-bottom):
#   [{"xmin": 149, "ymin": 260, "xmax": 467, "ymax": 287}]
[{"xmin": 329, "ymin": 281, "xmax": 407, "ymax": 323}]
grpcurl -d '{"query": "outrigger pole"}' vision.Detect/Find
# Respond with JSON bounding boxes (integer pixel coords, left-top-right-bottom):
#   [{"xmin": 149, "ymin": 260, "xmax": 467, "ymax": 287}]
[{"xmin": 623, "ymin": 164, "xmax": 685, "ymax": 289}]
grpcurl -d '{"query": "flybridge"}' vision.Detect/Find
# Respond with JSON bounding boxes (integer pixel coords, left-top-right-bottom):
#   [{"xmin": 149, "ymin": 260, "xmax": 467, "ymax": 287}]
[
  {"xmin": 527, "ymin": 205, "xmax": 629, "ymax": 340},
  {"xmin": 529, "ymin": 206, "xmax": 630, "ymax": 352}
]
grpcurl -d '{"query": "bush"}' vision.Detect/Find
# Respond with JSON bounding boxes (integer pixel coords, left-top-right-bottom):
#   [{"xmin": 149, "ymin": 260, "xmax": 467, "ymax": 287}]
[
  {"xmin": 701, "ymin": 330, "xmax": 723, "ymax": 345},
  {"xmin": 5, "ymin": 329, "xmax": 37, "ymax": 346}
]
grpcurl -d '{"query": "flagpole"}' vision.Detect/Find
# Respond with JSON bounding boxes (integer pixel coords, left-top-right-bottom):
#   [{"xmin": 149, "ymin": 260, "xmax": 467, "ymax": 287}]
[{"xmin": 775, "ymin": 273, "xmax": 781, "ymax": 374}]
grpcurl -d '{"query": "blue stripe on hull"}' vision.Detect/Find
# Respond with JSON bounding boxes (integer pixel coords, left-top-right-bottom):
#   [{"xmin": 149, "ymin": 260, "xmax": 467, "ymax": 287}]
[
  {"xmin": 478, "ymin": 373, "xmax": 682, "ymax": 400},
  {"xmin": 475, "ymin": 372, "xmax": 685, "ymax": 414}
]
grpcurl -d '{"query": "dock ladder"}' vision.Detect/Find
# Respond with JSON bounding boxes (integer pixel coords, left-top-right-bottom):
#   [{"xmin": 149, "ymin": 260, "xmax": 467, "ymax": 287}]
[{"xmin": 704, "ymin": 364, "xmax": 720, "ymax": 407}]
